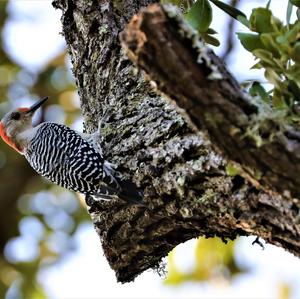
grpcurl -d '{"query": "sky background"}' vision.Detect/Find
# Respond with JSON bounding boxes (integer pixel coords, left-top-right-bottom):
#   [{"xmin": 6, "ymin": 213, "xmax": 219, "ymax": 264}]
[{"xmin": 2, "ymin": 1, "xmax": 300, "ymax": 298}]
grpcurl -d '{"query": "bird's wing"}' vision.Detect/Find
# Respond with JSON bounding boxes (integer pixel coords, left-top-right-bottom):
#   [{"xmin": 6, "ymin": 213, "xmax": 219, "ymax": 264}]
[
  {"xmin": 31, "ymin": 123, "xmax": 142, "ymax": 204},
  {"xmin": 57, "ymin": 143, "xmax": 120, "ymax": 195},
  {"xmin": 35, "ymin": 123, "xmax": 118, "ymax": 195}
]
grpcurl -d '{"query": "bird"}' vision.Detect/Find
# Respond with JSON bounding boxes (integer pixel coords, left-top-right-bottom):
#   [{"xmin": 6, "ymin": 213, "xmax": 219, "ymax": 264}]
[{"xmin": 0, "ymin": 97, "xmax": 145, "ymax": 206}]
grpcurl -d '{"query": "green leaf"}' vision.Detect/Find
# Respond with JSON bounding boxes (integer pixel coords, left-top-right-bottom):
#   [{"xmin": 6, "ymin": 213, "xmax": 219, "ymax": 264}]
[
  {"xmin": 276, "ymin": 22, "xmax": 300, "ymax": 44},
  {"xmin": 209, "ymin": 0, "xmax": 249, "ymax": 27},
  {"xmin": 201, "ymin": 33, "xmax": 220, "ymax": 46},
  {"xmin": 286, "ymin": 64, "xmax": 300, "ymax": 82},
  {"xmin": 250, "ymin": 8, "xmax": 274, "ymax": 33},
  {"xmin": 297, "ymin": 8, "xmax": 300, "ymax": 19},
  {"xmin": 250, "ymin": 61, "xmax": 263, "ymax": 69},
  {"xmin": 291, "ymin": 41, "xmax": 300, "ymax": 63},
  {"xmin": 287, "ymin": 1, "xmax": 293, "ymax": 24},
  {"xmin": 260, "ymin": 33, "xmax": 280, "ymax": 58},
  {"xmin": 288, "ymin": 80, "xmax": 300, "ymax": 101},
  {"xmin": 272, "ymin": 88, "xmax": 286, "ymax": 108},
  {"xmin": 206, "ymin": 27, "xmax": 218, "ymax": 34},
  {"xmin": 237, "ymin": 15, "xmax": 250, "ymax": 27},
  {"xmin": 186, "ymin": 0, "xmax": 213, "ymax": 32},
  {"xmin": 250, "ymin": 7, "xmax": 282, "ymax": 34},
  {"xmin": 254, "ymin": 49, "xmax": 283, "ymax": 70},
  {"xmin": 290, "ymin": 0, "xmax": 300, "ymax": 8},
  {"xmin": 236, "ymin": 32, "xmax": 265, "ymax": 52},
  {"xmin": 249, "ymin": 81, "xmax": 270, "ymax": 102},
  {"xmin": 264, "ymin": 68, "xmax": 283, "ymax": 86}
]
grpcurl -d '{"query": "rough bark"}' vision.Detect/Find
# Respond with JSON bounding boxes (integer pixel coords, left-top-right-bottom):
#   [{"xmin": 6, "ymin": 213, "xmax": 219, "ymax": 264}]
[{"xmin": 52, "ymin": 0, "xmax": 300, "ymax": 283}]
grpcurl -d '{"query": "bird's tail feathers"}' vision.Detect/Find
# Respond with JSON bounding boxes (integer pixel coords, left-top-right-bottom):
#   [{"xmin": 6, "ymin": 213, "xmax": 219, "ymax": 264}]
[{"xmin": 92, "ymin": 180, "xmax": 147, "ymax": 207}]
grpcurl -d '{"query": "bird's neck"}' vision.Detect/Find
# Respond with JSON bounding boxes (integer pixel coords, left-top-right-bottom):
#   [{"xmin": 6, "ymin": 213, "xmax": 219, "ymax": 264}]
[{"xmin": 16, "ymin": 126, "xmax": 39, "ymax": 153}]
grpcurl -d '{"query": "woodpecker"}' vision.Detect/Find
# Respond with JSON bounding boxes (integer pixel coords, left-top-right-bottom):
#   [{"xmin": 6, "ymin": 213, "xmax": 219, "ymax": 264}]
[{"xmin": 0, "ymin": 97, "xmax": 144, "ymax": 206}]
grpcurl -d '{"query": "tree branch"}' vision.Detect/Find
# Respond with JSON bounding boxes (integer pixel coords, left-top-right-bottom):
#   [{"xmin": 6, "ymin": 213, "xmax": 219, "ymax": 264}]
[
  {"xmin": 120, "ymin": 4, "xmax": 300, "ymax": 199},
  {"xmin": 53, "ymin": 0, "xmax": 300, "ymax": 283}
]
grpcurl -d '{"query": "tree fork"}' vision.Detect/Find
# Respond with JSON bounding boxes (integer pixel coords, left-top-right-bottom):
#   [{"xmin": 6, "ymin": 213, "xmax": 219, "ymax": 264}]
[{"xmin": 53, "ymin": 0, "xmax": 300, "ymax": 282}]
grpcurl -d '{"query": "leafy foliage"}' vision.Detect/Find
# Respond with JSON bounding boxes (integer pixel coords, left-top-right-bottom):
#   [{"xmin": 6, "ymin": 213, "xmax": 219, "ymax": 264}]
[
  {"xmin": 237, "ymin": 3, "xmax": 300, "ymax": 142},
  {"xmin": 245, "ymin": 8, "xmax": 300, "ymax": 107}
]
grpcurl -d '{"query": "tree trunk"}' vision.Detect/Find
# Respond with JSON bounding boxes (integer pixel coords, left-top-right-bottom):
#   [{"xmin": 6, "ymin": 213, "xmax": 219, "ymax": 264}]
[{"xmin": 52, "ymin": 0, "xmax": 300, "ymax": 283}]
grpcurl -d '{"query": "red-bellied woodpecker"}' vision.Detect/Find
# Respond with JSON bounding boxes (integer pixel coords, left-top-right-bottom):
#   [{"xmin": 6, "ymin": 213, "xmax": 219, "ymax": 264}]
[{"xmin": 0, "ymin": 97, "xmax": 144, "ymax": 206}]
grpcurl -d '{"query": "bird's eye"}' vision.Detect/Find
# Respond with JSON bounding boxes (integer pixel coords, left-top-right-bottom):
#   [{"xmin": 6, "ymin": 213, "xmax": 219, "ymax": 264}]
[{"xmin": 11, "ymin": 112, "xmax": 21, "ymax": 121}]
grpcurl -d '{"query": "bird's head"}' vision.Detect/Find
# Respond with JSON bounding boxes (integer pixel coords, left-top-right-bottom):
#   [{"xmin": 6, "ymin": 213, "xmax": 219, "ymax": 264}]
[{"xmin": 0, "ymin": 97, "xmax": 48, "ymax": 153}]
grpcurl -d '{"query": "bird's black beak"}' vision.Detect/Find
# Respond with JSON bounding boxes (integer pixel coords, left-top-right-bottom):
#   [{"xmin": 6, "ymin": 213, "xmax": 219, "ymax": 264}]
[{"xmin": 26, "ymin": 97, "xmax": 48, "ymax": 114}]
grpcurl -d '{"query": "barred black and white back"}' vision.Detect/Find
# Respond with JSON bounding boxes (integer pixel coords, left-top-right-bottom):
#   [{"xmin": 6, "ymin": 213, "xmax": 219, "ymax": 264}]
[{"xmin": 24, "ymin": 123, "xmax": 143, "ymax": 205}]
